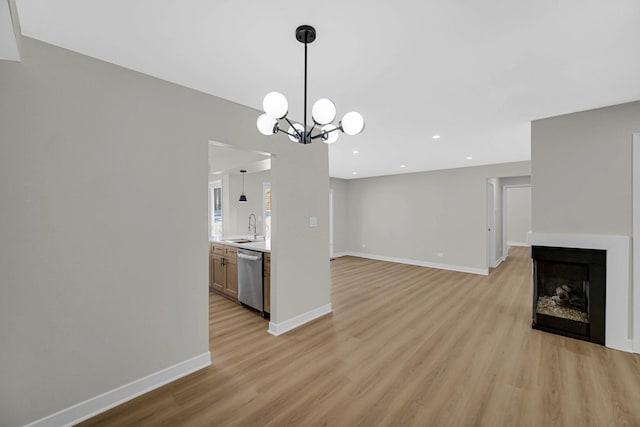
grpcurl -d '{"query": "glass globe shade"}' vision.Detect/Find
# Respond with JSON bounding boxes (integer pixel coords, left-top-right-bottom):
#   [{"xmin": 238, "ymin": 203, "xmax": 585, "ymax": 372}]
[
  {"xmin": 256, "ymin": 114, "xmax": 277, "ymax": 135},
  {"xmin": 341, "ymin": 112, "xmax": 365, "ymax": 135},
  {"xmin": 312, "ymin": 98, "xmax": 337, "ymax": 125},
  {"xmin": 263, "ymin": 92, "xmax": 288, "ymax": 119},
  {"xmin": 288, "ymin": 123, "xmax": 305, "ymax": 142},
  {"xmin": 321, "ymin": 124, "xmax": 339, "ymax": 144}
]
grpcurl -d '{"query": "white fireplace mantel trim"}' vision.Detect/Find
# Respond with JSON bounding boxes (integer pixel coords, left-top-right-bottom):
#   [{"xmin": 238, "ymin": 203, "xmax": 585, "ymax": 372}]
[
  {"xmin": 632, "ymin": 133, "xmax": 640, "ymax": 354},
  {"xmin": 528, "ymin": 232, "xmax": 632, "ymax": 353}
]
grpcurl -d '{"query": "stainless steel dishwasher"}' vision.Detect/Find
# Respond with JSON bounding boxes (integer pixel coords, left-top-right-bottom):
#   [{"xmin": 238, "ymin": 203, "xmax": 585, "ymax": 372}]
[{"xmin": 237, "ymin": 248, "xmax": 264, "ymax": 313}]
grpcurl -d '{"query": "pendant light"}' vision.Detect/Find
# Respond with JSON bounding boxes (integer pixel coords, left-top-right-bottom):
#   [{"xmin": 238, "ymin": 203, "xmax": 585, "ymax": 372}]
[
  {"xmin": 256, "ymin": 25, "xmax": 365, "ymax": 144},
  {"xmin": 238, "ymin": 170, "xmax": 248, "ymax": 203}
]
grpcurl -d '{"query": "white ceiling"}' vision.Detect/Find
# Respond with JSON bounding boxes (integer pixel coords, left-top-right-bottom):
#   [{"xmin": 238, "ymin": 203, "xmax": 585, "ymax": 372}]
[
  {"xmin": 0, "ymin": 0, "xmax": 20, "ymax": 61},
  {"xmin": 15, "ymin": 0, "xmax": 640, "ymax": 179},
  {"xmin": 208, "ymin": 141, "xmax": 270, "ymax": 176}
]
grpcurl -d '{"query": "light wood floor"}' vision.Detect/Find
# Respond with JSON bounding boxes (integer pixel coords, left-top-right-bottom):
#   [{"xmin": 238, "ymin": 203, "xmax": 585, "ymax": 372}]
[{"xmin": 81, "ymin": 247, "xmax": 640, "ymax": 426}]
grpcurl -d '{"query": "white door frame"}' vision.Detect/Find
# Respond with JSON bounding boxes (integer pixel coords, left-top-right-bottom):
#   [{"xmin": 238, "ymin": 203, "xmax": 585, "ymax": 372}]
[
  {"xmin": 208, "ymin": 179, "xmax": 223, "ymax": 239},
  {"xmin": 487, "ymin": 181, "xmax": 496, "ymax": 268},
  {"xmin": 632, "ymin": 133, "xmax": 640, "ymax": 353},
  {"xmin": 262, "ymin": 182, "xmax": 271, "ymax": 238},
  {"xmin": 502, "ymin": 183, "xmax": 532, "ymax": 260},
  {"xmin": 329, "ymin": 188, "xmax": 334, "ymax": 259}
]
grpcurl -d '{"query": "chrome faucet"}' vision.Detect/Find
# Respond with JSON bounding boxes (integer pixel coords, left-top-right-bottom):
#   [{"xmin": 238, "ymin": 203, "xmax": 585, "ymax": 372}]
[{"xmin": 248, "ymin": 213, "xmax": 257, "ymax": 239}]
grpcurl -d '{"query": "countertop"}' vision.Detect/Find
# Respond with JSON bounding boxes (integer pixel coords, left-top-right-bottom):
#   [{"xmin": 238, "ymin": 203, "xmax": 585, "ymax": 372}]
[{"xmin": 209, "ymin": 236, "xmax": 271, "ymax": 253}]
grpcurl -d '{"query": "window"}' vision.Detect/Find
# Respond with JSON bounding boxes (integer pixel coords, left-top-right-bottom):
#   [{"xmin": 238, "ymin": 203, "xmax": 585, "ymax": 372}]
[
  {"xmin": 263, "ymin": 182, "xmax": 271, "ymax": 240},
  {"xmin": 209, "ymin": 180, "xmax": 222, "ymax": 238}
]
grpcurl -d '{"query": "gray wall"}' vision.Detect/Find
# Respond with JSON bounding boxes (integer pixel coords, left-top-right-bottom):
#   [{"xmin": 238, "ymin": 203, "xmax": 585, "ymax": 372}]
[
  {"xmin": 330, "ymin": 178, "xmax": 349, "ymax": 255},
  {"xmin": 532, "ymin": 100, "xmax": 640, "ymax": 234},
  {"xmin": 344, "ymin": 162, "xmax": 530, "ymax": 271},
  {"xmin": 506, "ymin": 186, "xmax": 532, "ymax": 244},
  {"xmin": 271, "ymin": 153, "xmax": 330, "ymax": 323},
  {"xmin": 0, "ymin": 37, "xmax": 329, "ymax": 426}
]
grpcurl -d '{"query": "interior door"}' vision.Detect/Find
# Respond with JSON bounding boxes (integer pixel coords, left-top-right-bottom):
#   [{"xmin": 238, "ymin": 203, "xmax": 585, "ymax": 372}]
[
  {"xmin": 225, "ymin": 256, "xmax": 238, "ymax": 298},
  {"xmin": 212, "ymin": 254, "xmax": 225, "ymax": 293}
]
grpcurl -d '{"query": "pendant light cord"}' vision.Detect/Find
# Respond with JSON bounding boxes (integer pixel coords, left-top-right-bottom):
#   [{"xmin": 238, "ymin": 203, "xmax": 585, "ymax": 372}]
[{"xmin": 304, "ymin": 39, "xmax": 308, "ymax": 143}]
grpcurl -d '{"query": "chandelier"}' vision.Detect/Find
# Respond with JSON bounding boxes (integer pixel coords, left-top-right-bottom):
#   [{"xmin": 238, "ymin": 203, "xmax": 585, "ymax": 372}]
[{"xmin": 256, "ymin": 25, "xmax": 365, "ymax": 145}]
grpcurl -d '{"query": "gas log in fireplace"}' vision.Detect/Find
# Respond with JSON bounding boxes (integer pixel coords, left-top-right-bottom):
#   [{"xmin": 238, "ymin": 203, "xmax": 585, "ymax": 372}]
[{"xmin": 532, "ymin": 246, "xmax": 606, "ymax": 345}]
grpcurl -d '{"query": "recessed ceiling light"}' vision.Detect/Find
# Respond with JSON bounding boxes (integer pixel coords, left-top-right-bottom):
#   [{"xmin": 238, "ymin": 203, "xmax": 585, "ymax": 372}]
[
  {"xmin": 400, "ymin": 164, "xmax": 406, "ymax": 168},
  {"xmin": 432, "ymin": 135, "xmax": 441, "ymax": 140},
  {"xmin": 465, "ymin": 156, "xmax": 473, "ymax": 160},
  {"xmin": 353, "ymin": 150, "xmax": 360, "ymax": 154},
  {"xmin": 352, "ymin": 171, "xmax": 357, "ymax": 175}
]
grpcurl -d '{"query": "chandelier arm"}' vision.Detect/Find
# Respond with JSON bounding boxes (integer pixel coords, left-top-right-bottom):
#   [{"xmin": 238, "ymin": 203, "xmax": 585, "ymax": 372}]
[
  {"xmin": 310, "ymin": 125, "xmax": 341, "ymax": 140},
  {"xmin": 278, "ymin": 128, "xmax": 301, "ymax": 139},
  {"xmin": 308, "ymin": 123, "xmax": 316, "ymax": 135},
  {"xmin": 284, "ymin": 117, "xmax": 303, "ymax": 138}
]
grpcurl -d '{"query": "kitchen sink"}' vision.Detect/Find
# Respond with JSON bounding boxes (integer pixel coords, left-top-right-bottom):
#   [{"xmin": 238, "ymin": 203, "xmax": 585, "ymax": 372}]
[{"xmin": 225, "ymin": 239, "xmax": 254, "ymax": 244}]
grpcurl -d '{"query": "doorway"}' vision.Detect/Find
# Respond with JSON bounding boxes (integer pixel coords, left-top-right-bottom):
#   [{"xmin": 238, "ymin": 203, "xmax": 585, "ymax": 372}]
[
  {"xmin": 207, "ymin": 141, "xmax": 273, "ymax": 334},
  {"xmin": 487, "ymin": 176, "xmax": 531, "ymax": 270},
  {"xmin": 502, "ymin": 184, "xmax": 532, "ymax": 259}
]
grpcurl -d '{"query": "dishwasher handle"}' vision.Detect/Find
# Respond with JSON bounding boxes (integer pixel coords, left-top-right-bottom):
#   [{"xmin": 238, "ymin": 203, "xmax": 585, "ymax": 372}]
[{"xmin": 238, "ymin": 252, "xmax": 261, "ymax": 262}]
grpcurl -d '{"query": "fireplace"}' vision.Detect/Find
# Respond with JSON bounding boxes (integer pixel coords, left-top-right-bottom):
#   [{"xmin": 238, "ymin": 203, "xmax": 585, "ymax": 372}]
[{"xmin": 532, "ymin": 246, "xmax": 606, "ymax": 344}]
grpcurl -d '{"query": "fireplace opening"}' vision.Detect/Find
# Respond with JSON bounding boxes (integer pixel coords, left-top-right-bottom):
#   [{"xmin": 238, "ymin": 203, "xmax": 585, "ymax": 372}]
[{"xmin": 532, "ymin": 246, "xmax": 606, "ymax": 345}]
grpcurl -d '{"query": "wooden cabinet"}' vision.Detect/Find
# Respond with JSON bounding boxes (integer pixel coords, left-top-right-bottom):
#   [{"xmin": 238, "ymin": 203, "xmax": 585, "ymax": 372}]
[
  {"xmin": 209, "ymin": 243, "xmax": 238, "ymax": 299},
  {"xmin": 209, "ymin": 252, "xmax": 217, "ymax": 292},
  {"xmin": 224, "ymin": 249, "xmax": 238, "ymax": 298},
  {"xmin": 208, "ymin": 242, "xmax": 269, "ymax": 312},
  {"xmin": 211, "ymin": 253, "xmax": 225, "ymax": 293},
  {"xmin": 264, "ymin": 253, "xmax": 271, "ymax": 313},
  {"xmin": 209, "ymin": 243, "xmax": 225, "ymax": 293}
]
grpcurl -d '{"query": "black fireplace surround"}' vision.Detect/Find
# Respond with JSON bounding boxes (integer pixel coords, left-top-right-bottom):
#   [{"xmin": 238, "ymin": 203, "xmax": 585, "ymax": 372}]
[{"xmin": 532, "ymin": 246, "xmax": 606, "ymax": 345}]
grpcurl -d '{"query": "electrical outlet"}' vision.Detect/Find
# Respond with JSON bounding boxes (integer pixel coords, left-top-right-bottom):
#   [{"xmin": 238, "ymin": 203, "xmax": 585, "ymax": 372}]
[
  {"xmin": 437, "ymin": 252, "xmax": 444, "ymax": 257},
  {"xmin": 362, "ymin": 244, "xmax": 367, "ymax": 248},
  {"xmin": 309, "ymin": 216, "xmax": 318, "ymax": 227}
]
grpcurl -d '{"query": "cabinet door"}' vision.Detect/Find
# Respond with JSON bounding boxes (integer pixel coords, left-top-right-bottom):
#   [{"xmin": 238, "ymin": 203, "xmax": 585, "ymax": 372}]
[
  {"xmin": 264, "ymin": 253, "xmax": 270, "ymax": 313},
  {"xmin": 225, "ymin": 257, "xmax": 238, "ymax": 298},
  {"xmin": 209, "ymin": 253, "xmax": 214, "ymax": 292},
  {"xmin": 211, "ymin": 254, "xmax": 225, "ymax": 293}
]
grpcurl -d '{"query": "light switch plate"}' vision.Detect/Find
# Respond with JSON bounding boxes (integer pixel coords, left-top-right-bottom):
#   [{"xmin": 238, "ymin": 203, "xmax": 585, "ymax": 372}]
[{"xmin": 309, "ymin": 216, "xmax": 318, "ymax": 227}]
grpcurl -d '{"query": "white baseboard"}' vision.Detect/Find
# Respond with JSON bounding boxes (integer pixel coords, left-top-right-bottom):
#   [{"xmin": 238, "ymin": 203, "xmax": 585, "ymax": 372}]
[
  {"xmin": 25, "ymin": 352, "xmax": 211, "ymax": 427},
  {"xmin": 331, "ymin": 252, "xmax": 350, "ymax": 258},
  {"xmin": 268, "ymin": 303, "xmax": 332, "ymax": 336},
  {"xmin": 493, "ymin": 255, "xmax": 507, "ymax": 268},
  {"xmin": 623, "ymin": 338, "xmax": 634, "ymax": 353},
  {"xmin": 507, "ymin": 241, "xmax": 530, "ymax": 247},
  {"xmin": 342, "ymin": 252, "xmax": 488, "ymax": 276}
]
